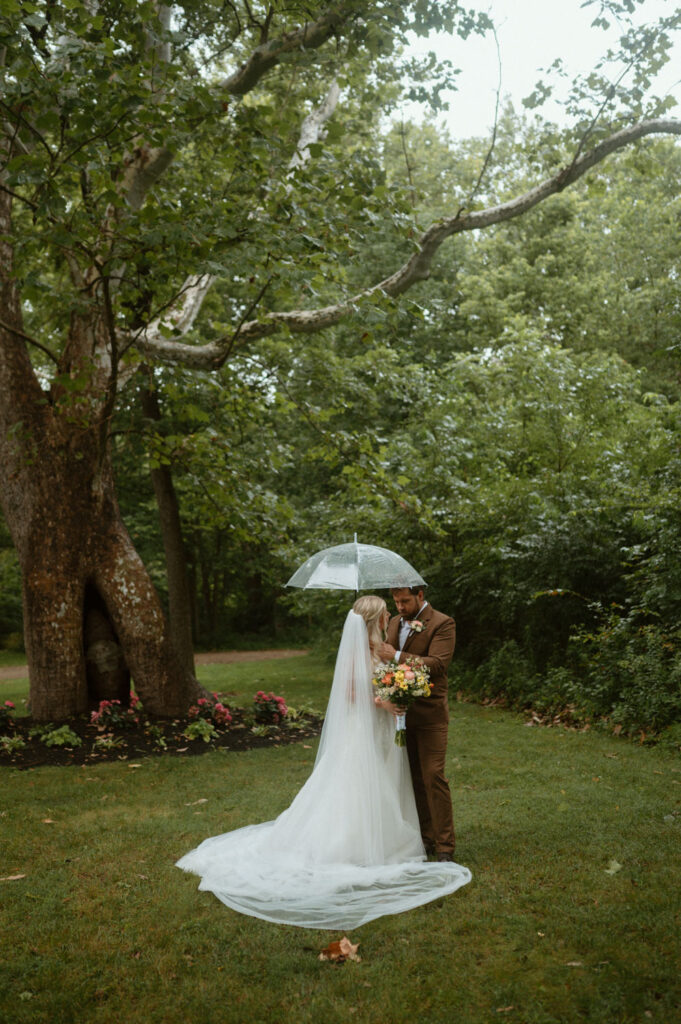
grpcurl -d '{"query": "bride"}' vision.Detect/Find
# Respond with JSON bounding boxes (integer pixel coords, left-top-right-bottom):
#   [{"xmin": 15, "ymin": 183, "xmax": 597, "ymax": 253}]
[{"xmin": 176, "ymin": 596, "xmax": 472, "ymax": 929}]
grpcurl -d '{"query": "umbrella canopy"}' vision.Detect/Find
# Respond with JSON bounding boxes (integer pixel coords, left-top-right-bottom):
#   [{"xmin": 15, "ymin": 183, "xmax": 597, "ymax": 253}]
[{"xmin": 286, "ymin": 537, "xmax": 426, "ymax": 592}]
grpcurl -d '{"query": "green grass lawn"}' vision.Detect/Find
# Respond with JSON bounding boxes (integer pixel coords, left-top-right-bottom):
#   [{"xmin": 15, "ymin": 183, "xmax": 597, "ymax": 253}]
[
  {"xmin": 0, "ymin": 651, "xmax": 29, "ymax": 669},
  {"xmin": 1, "ymin": 654, "xmax": 679, "ymax": 1024}
]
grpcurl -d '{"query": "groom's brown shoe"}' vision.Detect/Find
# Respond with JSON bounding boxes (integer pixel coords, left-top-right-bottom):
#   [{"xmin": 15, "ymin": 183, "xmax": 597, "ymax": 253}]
[{"xmin": 437, "ymin": 853, "xmax": 454, "ymax": 862}]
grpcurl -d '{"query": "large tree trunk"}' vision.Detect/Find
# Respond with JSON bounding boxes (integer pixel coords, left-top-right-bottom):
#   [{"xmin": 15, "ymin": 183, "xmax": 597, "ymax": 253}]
[
  {"xmin": 12, "ymin": 441, "xmax": 198, "ymax": 721},
  {"xmin": 0, "ymin": 190, "xmax": 198, "ymax": 721}
]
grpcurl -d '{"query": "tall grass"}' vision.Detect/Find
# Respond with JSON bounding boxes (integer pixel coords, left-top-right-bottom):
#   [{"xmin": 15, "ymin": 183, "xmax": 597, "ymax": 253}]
[{"xmin": 1, "ymin": 655, "xmax": 679, "ymax": 1023}]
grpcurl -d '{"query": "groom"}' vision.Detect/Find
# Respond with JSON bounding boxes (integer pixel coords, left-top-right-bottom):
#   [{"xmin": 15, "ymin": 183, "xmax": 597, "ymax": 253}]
[{"xmin": 378, "ymin": 586, "xmax": 457, "ymax": 861}]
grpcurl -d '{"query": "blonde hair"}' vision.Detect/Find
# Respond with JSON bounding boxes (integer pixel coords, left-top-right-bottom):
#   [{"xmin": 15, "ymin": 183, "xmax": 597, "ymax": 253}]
[{"xmin": 353, "ymin": 595, "xmax": 387, "ymax": 659}]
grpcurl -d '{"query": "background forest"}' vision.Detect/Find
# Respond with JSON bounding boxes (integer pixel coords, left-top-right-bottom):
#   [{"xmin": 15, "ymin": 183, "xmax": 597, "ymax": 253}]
[{"xmin": 1, "ymin": 0, "xmax": 680, "ymax": 737}]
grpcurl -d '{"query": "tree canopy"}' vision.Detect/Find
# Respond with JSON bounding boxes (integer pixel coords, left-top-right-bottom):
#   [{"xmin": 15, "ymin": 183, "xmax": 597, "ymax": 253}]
[{"xmin": 1, "ymin": 0, "xmax": 680, "ymax": 726}]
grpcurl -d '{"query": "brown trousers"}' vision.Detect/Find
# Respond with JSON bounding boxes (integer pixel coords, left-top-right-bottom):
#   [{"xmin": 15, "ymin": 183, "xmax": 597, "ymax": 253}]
[{"xmin": 406, "ymin": 719, "xmax": 456, "ymax": 855}]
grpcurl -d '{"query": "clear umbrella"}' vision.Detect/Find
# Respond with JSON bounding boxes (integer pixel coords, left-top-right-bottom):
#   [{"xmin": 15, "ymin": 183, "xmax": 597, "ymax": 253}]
[{"xmin": 286, "ymin": 535, "xmax": 426, "ymax": 592}]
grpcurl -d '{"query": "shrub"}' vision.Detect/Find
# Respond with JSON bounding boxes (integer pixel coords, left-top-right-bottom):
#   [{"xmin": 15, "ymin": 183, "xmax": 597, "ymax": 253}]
[
  {"xmin": 146, "ymin": 725, "xmax": 168, "ymax": 750},
  {"xmin": 42, "ymin": 725, "xmax": 82, "ymax": 748},
  {"xmin": 0, "ymin": 734, "xmax": 26, "ymax": 753},
  {"xmin": 183, "ymin": 719, "xmax": 217, "ymax": 743},
  {"xmin": 0, "ymin": 700, "xmax": 15, "ymax": 730},
  {"xmin": 469, "ymin": 641, "xmax": 538, "ymax": 706},
  {"xmin": 92, "ymin": 734, "xmax": 125, "ymax": 752},
  {"xmin": 254, "ymin": 691, "xmax": 288, "ymax": 725},
  {"xmin": 2, "ymin": 632, "xmax": 24, "ymax": 652},
  {"xmin": 187, "ymin": 695, "xmax": 232, "ymax": 729},
  {"xmin": 90, "ymin": 694, "xmax": 144, "ymax": 730},
  {"xmin": 571, "ymin": 615, "xmax": 681, "ymax": 732}
]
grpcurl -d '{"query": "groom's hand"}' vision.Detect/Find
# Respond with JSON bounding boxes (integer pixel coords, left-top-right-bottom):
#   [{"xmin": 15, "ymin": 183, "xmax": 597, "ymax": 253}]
[{"xmin": 378, "ymin": 641, "xmax": 396, "ymax": 662}]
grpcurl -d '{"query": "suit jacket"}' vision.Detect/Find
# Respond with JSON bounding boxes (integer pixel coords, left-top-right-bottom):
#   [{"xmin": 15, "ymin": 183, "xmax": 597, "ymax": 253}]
[{"xmin": 386, "ymin": 604, "xmax": 456, "ymax": 726}]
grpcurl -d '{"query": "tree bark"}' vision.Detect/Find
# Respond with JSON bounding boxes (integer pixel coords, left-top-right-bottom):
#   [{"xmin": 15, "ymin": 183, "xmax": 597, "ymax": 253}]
[
  {"xmin": 141, "ymin": 381, "xmax": 196, "ymax": 677},
  {"xmin": 0, "ymin": 191, "xmax": 199, "ymax": 721},
  {"xmin": 14, "ymin": 444, "xmax": 198, "ymax": 720},
  {"xmin": 4, "ymin": 429, "xmax": 200, "ymax": 720}
]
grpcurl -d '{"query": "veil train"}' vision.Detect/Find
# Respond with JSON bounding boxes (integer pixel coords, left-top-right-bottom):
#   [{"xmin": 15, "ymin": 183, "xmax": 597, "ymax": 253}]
[{"xmin": 176, "ymin": 610, "xmax": 472, "ymax": 929}]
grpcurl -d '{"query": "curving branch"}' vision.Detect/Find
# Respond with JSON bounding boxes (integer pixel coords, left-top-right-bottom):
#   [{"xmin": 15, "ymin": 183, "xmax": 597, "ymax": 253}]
[
  {"xmin": 288, "ymin": 79, "xmax": 341, "ymax": 169},
  {"xmin": 222, "ymin": 4, "xmax": 351, "ymax": 96},
  {"xmin": 135, "ymin": 80, "xmax": 341, "ymax": 363},
  {"xmin": 121, "ymin": 5, "xmax": 349, "ymax": 214},
  {"xmin": 134, "ymin": 116, "xmax": 681, "ymax": 369},
  {"xmin": 122, "ymin": 144, "xmax": 175, "ymax": 212},
  {"xmin": 132, "ymin": 274, "xmax": 213, "ymax": 356}
]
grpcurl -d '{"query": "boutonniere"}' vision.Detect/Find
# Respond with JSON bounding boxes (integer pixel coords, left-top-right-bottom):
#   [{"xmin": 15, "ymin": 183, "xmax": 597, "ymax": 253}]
[{"xmin": 406, "ymin": 620, "xmax": 425, "ymax": 633}]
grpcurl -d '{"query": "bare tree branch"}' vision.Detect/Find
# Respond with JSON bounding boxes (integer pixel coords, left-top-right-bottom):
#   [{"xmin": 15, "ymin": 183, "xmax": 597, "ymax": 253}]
[
  {"xmin": 133, "ymin": 117, "xmax": 681, "ymax": 369},
  {"xmin": 456, "ymin": 24, "xmax": 502, "ymax": 217},
  {"xmin": 222, "ymin": 3, "xmax": 351, "ymax": 96},
  {"xmin": 0, "ymin": 316, "xmax": 59, "ymax": 365},
  {"xmin": 121, "ymin": 5, "xmax": 347, "ymax": 212},
  {"xmin": 288, "ymin": 79, "xmax": 341, "ymax": 169},
  {"xmin": 134, "ymin": 80, "xmax": 341, "ymax": 362},
  {"xmin": 122, "ymin": 144, "xmax": 175, "ymax": 211}
]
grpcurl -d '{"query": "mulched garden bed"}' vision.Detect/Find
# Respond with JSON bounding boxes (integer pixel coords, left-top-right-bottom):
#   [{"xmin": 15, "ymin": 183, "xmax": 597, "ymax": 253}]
[{"xmin": 0, "ymin": 707, "xmax": 323, "ymax": 770}]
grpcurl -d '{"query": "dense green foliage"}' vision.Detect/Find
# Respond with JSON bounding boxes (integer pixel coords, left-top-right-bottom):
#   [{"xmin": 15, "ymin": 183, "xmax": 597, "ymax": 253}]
[
  {"xmin": 1, "ymin": 2, "xmax": 680, "ymax": 733},
  {"xmin": 94, "ymin": 120, "xmax": 681, "ymax": 736}
]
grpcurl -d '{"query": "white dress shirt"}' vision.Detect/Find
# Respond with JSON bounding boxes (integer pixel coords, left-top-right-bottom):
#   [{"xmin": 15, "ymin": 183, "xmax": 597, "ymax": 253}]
[{"xmin": 396, "ymin": 601, "xmax": 428, "ymax": 659}]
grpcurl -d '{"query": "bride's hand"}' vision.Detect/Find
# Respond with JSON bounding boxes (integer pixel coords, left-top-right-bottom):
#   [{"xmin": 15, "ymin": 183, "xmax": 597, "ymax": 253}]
[{"xmin": 374, "ymin": 697, "xmax": 400, "ymax": 716}]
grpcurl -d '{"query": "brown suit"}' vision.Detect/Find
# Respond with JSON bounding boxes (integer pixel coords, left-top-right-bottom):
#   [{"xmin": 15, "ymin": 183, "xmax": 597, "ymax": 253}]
[{"xmin": 387, "ymin": 604, "xmax": 456, "ymax": 854}]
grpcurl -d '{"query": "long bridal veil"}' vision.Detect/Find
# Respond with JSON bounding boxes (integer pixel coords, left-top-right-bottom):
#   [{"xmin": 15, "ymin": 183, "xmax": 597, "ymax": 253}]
[{"xmin": 176, "ymin": 610, "xmax": 472, "ymax": 929}]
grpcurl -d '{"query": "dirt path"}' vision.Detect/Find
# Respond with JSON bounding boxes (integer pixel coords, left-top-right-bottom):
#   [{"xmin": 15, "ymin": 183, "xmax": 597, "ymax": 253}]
[{"xmin": 0, "ymin": 648, "xmax": 310, "ymax": 684}]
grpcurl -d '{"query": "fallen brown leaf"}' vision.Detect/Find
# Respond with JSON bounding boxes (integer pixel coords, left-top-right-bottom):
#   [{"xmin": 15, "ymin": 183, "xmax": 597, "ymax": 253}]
[
  {"xmin": 318, "ymin": 937, "xmax": 361, "ymax": 963},
  {"xmin": 1, "ymin": 874, "xmax": 26, "ymax": 881}
]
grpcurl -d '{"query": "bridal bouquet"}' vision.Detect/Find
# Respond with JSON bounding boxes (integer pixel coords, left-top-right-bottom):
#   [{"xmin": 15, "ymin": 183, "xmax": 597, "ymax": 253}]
[{"xmin": 372, "ymin": 656, "xmax": 433, "ymax": 746}]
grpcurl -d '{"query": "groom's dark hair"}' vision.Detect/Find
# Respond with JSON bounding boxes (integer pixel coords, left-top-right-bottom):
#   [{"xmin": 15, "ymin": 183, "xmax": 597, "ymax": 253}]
[{"xmin": 391, "ymin": 585, "xmax": 427, "ymax": 596}]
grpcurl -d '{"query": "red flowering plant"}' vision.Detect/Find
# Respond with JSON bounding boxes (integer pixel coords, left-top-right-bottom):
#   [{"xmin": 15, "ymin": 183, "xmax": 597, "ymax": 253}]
[
  {"xmin": 90, "ymin": 693, "xmax": 143, "ymax": 730},
  {"xmin": 254, "ymin": 690, "xmax": 288, "ymax": 725},
  {"xmin": 0, "ymin": 700, "xmax": 16, "ymax": 730},
  {"xmin": 187, "ymin": 694, "xmax": 233, "ymax": 729}
]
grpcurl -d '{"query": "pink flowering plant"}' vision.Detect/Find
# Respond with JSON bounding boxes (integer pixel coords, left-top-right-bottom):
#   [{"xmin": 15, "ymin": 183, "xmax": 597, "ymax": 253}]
[
  {"xmin": 90, "ymin": 693, "xmax": 143, "ymax": 730},
  {"xmin": 254, "ymin": 690, "xmax": 288, "ymax": 725},
  {"xmin": 0, "ymin": 700, "xmax": 16, "ymax": 730},
  {"xmin": 187, "ymin": 694, "xmax": 233, "ymax": 729}
]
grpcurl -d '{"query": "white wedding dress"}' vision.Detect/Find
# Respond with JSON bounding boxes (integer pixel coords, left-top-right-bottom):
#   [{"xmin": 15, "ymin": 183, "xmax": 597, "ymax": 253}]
[{"xmin": 176, "ymin": 610, "xmax": 472, "ymax": 929}]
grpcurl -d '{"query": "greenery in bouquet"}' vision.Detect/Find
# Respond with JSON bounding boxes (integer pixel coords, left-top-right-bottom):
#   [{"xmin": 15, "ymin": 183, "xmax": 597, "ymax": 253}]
[
  {"xmin": 372, "ymin": 657, "xmax": 433, "ymax": 745},
  {"xmin": 372, "ymin": 657, "xmax": 433, "ymax": 710}
]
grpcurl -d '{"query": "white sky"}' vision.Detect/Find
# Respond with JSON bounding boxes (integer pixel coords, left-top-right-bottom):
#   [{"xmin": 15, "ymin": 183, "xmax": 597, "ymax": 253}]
[{"xmin": 404, "ymin": 0, "xmax": 681, "ymax": 138}]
